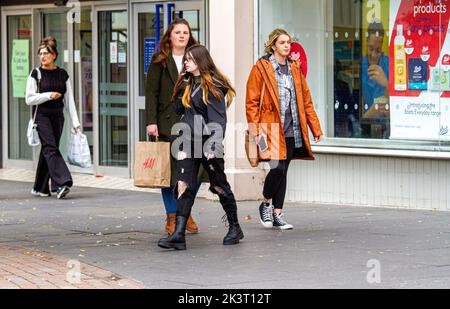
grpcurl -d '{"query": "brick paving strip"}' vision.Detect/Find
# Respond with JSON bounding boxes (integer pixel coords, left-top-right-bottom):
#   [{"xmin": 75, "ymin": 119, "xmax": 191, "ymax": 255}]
[{"xmin": 0, "ymin": 245, "xmax": 145, "ymax": 289}]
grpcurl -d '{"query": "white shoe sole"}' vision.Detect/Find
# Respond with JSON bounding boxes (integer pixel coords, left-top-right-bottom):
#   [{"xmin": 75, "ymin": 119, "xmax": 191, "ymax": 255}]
[
  {"xmin": 259, "ymin": 219, "xmax": 273, "ymax": 228},
  {"xmin": 273, "ymin": 225, "xmax": 294, "ymax": 230},
  {"xmin": 31, "ymin": 190, "xmax": 50, "ymax": 197}
]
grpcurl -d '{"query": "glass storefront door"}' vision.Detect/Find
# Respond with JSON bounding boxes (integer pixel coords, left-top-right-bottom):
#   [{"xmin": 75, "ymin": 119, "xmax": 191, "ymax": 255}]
[
  {"xmin": 42, "ymin": 12, "xmax": 71, "ymax": 157},
  {"xmin": 6, "ymin": 14, "xmax": 32, "ymax": 161},
  {"xmin": 97, "ymin": 10, "xmax": 128, "ymax": 168},
  {"xmin": 42, "ymin": 13, "xmax": 68, "ymax": 69},
  {"xmin": 3, "ymin": 7, "xmax": 95, "ymax": 170},
  {"xmin": 73, "ymin": 10, "xmax": 93, "ymax": 160},
  {"xmin": 131, "ymin": 1, "xmax": 205, "ymax": 160},
  {"xmin": 3, "ymin": 1, "xmax": 205, "ymax": 176},
  {"xmin": 41, "ymin": 10, "xmax": 94, "ymax": 173}
]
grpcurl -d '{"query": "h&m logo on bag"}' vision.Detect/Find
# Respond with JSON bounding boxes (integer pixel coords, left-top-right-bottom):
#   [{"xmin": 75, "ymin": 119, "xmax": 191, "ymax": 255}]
[{"xmin": 143, "ymin": 157, "xmax": 157, "ymax": 169}]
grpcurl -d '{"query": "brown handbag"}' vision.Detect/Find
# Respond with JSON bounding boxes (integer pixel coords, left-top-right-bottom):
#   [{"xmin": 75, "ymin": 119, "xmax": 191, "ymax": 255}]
[{"xmin": 245, "ymin": 82, "xmax": 265, "ymax": 167}]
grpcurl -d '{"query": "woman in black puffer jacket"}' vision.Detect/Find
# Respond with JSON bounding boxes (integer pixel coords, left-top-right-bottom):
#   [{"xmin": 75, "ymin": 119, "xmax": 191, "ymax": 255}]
[{"xmin": 158, "ymin": 44, "xmax": 244, "ymax": 250}]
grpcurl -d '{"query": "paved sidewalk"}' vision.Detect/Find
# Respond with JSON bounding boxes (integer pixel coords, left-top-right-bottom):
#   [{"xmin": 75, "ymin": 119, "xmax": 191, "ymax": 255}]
[
  {"xmin": 0, "ymin": 168, "xmax": 214, "ymax": 198},
  {"xmin": 1, "ymin": 179, "xmax": 450, "ymax": 289}
]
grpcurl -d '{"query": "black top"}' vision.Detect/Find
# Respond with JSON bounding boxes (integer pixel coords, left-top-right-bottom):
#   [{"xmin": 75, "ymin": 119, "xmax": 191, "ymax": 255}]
[
  {"xmin": 279, "ymin": 62, "xmax": 289, "ymax": 75},
  {"xmin": 172, "ymin": 78, "xmax": 228, "ymax": 156},
  {"xmin": 31, "ymin": 67, "xmax": 68, "ymax": 112}
]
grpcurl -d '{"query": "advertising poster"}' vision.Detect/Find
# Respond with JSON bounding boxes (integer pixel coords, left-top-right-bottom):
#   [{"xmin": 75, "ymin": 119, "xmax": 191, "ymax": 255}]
[
  {"xmin": 110, "ymin": 42, "xmax": 118, "ymax": 64},
  {"xmin": 11, "ymin": 39, "xmax": 29, "ymax": 98},
  {"xmin": 81, "ymin": 57, "xmax": 93, "ymax": 129},
  {"xmin": 389, "ymin": 0, "xmax": 450, "ymax": 140},
  {"xmin": 144, "ymin": 38, "xmax": 157, "ymax": 75}
]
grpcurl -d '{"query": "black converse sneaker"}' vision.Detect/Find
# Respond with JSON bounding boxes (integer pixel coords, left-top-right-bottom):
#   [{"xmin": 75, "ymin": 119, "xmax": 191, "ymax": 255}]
[
  {"xmin": 56, "ymin": 186, "xmax": 70, "ymax": 199},
  {"xmin": 273, "ymin": 212, "xmax": 293, "ymax": 230},
  {"xmin": 259, "ymin": 202, "xmax": 274, "ymax": 228}
]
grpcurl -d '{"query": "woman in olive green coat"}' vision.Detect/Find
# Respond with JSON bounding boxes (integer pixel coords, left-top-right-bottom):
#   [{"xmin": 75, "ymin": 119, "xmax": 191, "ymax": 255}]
[{"xmin": 145, "ymin": 18, "xmax": 205, "ymax": 236}]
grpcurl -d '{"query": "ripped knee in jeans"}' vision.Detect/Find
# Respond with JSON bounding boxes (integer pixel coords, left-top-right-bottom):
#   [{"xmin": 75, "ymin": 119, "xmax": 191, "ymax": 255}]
[
  {"xmin": 177, "ymin": 181, "xmax": 188, "ymax": 199},
  {"xmin": 210, "ymin": 185, "xmax": 232, "ymax": 197}
]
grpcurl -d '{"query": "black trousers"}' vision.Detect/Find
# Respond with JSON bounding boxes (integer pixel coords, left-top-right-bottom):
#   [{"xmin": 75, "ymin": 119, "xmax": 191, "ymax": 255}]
[
  {"xmin": 175, "ymin": 153, "xmax": 237, "ymax": 218},
  {"xmin": 34, "ymin": 110, "xmax": 73, "ymax": 194},
  {"xmin": 263, "ymin": 137, "xmax": 297, "ymax": 210}
]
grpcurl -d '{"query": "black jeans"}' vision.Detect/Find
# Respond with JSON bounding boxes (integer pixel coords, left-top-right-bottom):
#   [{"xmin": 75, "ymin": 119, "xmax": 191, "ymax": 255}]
[
  {"xmin": 263, "ymin": 137, "xmax": 297, "ymax": 210},
  {"xmin": 175, "ymin": 153, "xmax": 237, "ymax": 218},
  {"xmin": 34, "ymin": 110, "xmax": 73, "ymax": 194}
]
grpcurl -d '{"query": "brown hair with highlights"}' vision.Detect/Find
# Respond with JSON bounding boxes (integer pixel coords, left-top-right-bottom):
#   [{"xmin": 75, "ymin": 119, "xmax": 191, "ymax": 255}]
[
  {"xmin": 37, "ymin": 36, "xmax": 58, "ymax": 61},
  {"xmin": 153, "ymin": 18, "xmax": 198, "ymax": 66}
]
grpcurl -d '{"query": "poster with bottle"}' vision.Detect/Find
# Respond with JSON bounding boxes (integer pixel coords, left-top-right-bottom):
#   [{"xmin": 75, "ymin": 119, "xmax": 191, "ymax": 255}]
[{"xmin": 389, "ymin": 0, "xmax": 450, "ymax": 140}]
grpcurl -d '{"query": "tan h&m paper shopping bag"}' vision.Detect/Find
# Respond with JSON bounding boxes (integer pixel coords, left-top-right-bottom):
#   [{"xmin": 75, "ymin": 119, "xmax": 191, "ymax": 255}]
[{"xmin": 134, "ymin": 140, "xmax": 171, "ymax": 188}]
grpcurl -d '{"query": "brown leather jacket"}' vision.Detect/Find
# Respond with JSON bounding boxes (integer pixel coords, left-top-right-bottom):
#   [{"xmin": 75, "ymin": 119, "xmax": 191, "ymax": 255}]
[{"xmin": 246, "ymin": 55, "xmax": 323, "ymax": 161}]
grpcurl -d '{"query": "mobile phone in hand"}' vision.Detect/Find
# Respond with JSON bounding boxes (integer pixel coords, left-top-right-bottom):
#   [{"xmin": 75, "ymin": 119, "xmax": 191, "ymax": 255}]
[{"xmin": 258, "ymin": 134, "xmax": 268, "ymax": 153}]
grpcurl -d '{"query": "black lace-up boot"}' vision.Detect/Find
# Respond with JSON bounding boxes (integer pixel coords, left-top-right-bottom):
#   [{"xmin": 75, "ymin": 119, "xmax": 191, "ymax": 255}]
[
  {"xmin": 158, "ymin": 216, "xmax": 187, "ymax": 250},
  {"xmin": 222, "ymin": 211, "xmax": 244, "ymax": 245}
]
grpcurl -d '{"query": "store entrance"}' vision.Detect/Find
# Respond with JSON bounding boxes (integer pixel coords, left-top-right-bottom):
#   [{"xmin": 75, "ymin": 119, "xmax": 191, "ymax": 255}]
[
  {"xmin": 41, "ymin": 9, "xmax": 94, "ymax": 174},
  {"xmin": 2, "ymin": 8, "xmax": 93, "ymax": 172},
  {"xmin": 130, "ymin": 1, "xmax": 206, "ymax": 167}
]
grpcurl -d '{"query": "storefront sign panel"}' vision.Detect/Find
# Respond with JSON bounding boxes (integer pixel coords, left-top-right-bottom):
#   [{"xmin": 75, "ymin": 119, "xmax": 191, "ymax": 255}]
[{"xmin": 389, "ymin": 0, "xmax": 450, "ymax": 140}]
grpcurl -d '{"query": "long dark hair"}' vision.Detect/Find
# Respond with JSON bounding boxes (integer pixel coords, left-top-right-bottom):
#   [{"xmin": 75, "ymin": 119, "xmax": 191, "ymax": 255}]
[
  {"xmin": 153, "ymin": 18, "xmax": 197, "ymax": 66},
  {"xmin": 172, "ymin": 44, "xmax": 235, "ymax": 108}
]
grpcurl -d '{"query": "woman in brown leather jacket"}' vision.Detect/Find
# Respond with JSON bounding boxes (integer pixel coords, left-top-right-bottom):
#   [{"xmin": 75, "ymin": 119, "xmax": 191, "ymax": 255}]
[{"xmin": 246, "ymin": 29, "xmax": 323, "ymax": 230}]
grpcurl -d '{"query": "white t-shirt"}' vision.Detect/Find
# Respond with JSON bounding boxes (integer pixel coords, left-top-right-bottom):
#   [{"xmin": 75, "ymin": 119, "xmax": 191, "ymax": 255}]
[{"xmin": 172, "ymin": 54, "xmax": 184, "ymax": 73}]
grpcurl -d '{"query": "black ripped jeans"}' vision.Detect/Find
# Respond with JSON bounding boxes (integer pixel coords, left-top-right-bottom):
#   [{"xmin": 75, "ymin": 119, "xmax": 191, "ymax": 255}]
[{"xmin": 175, "ymin": 152, "xmax": 237, "ymax": 218}]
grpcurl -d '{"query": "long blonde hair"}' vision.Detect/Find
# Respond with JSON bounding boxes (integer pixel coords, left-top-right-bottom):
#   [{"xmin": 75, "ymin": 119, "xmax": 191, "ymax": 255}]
[
  {"xmin": 264, "ymin": 29, "xmax": 292, "ymax": 55},
  {"xmin": 172, "ymin": 44, "xmax": 235, "ymax": 108}
]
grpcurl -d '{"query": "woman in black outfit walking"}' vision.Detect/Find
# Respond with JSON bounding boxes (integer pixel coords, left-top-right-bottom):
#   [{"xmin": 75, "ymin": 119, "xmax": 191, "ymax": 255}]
[
  {"xmin": 25, "ymin": 36, "xmax": 81, "ymax": 199},
  {"xmin": 158, "ymin": 44, "xmax": 244, "ymax": 250}
]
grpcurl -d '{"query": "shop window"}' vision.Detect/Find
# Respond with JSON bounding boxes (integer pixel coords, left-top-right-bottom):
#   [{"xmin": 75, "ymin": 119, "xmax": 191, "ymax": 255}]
[
  {"xmin": 258, "ymin": 0, "xmax": 450, "ymax": 152},
  {"xmin": 333, "ymin": 0, "xmax": 390, "ymax": 139}
]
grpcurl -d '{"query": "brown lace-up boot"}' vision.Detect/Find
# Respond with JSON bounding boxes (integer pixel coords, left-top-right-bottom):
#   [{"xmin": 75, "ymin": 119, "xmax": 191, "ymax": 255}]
[
  {"xmin": 186, "ymin": 214, "xmax": 199, "ymax": 233},
  {"xmin": 164, "ymin": 213, "xmax": 176, "ymax": 236}
]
